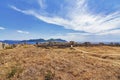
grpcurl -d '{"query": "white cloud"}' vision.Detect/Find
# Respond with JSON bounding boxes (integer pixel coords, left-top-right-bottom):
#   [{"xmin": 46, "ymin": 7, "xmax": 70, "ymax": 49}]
[
  {"xmin": 17, "ymin": 30, "xmax": 29, "ymax": 34},
  {"xmin": 50, "ymin": 33, "xmax": 88, "ymax": 42},
  {"xmin": 10, "ymin": 0, "xmax": 120, "ymax": 35},
  {"xmin": 98, "ymin": 29, "xmax": 120, "ymax": 35},
  {"xmin": 38, "ymin": 0, "xmax": 47, "ymax": 9},
  {"xmin": 0, "ymin": 27, "xmax": 5, "ymax": 30},
  {"xmin": 49, "ymin": 32, "xmax": 120, "ymax": 42}
]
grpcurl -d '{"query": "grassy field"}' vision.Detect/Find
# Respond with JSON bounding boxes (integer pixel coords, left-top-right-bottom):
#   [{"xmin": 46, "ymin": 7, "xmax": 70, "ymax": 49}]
[{"xmin": 0, "ymin": 45, "xmax": 120, "ymax": 80}]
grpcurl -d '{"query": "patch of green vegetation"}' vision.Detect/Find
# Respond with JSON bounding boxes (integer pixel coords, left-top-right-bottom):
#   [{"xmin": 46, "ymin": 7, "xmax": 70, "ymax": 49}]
[
  {"xmin": 7, "ymin": 67, "xmax": 17, "ymax": 78},
  {"xmin": 5, "ymin": 46, "xmax": 13, "ymax": 49},
  {"xmin": 44, "ymin": 70, "xmax": 55, "ymax": 80},
  {"xmin": 23, "ymin": 45, "xmax": 29, "ymax": 48},
  {"xmin": 7, "ymin": 66, "xmax": 23, "ymax": 79}
]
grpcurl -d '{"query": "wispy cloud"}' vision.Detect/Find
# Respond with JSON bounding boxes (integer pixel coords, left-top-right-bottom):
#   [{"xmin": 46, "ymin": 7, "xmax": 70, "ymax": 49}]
[
  {"xmin": 49, "ymin": 32, "xmax": 120, "ymax": 42},
  {"xmin": 37, "ymin": 0, "xmax": 47, "ymax": 9},
  {"xmin": 10, "ymin": 0, "xmax": 120, "ymax": 35},
  {"xmin": 0, "ymin": 27, "xmax": 5, "ymax": 30},
  {"xmin": 17, "ymin": 30, "xmax": 29, "ymax": 34},
  {"xmin": 98, "ymin": 29, "xmax": 120, "ymax": 35}
]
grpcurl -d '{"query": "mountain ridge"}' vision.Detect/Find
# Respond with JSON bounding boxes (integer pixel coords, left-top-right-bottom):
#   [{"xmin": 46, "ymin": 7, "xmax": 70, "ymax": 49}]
[{"xmin": 0, "ymin": 38, "xmax": 67, "ymax": 44}]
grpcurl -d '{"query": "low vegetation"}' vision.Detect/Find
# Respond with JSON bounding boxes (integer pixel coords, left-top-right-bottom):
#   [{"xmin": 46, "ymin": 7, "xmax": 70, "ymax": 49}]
[
  {"xmin": 7, "ymin": 67, "xmax": 18, "ymax": 78},
  {"xmin": 5, "ymin": 46, "xmax": 14, "ymax": 49},
  {"xmin": 44, "ymin": 70, "xmax": 55, "ymax": 80},
  {"xmin": 0, "ymin": 45, "xmax": 120, "ymax": 80}
]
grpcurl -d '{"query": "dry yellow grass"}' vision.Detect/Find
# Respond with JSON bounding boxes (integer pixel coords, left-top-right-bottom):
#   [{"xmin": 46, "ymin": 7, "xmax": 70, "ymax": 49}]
[{"xmin": 0, "ymin": 45, "xmax": 120, "ymax": 80}]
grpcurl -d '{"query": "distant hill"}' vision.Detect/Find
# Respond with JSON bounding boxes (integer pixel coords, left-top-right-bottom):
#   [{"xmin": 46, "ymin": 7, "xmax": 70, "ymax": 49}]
[
  {"xmin": 0, "ymin": 38, "xmax": 67, "ymax": 44},
  {"xmin": 47, "ymin": 39, "xmax": 67, "ymax": 42},
  {"xmin": 0, "ymin": 40, "xmax": 20, "ymax": 44},
  {"xmin": 21, "ymin": 39, "xmax": 46, "ymax": 44}
]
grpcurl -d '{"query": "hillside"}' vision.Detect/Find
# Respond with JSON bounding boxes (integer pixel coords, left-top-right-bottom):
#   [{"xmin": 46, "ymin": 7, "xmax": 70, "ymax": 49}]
[
  {"xmin": 0, "ymin": 45, "xmax": 120, "ymax": 80},
  {"xmin": 0, "ymin": 39, "xmax": 67, "ymax": 44}
]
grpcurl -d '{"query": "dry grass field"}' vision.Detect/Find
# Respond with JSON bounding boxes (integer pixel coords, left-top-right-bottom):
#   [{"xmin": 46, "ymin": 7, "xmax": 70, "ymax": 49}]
[{"xmin": 0, "ymin": 45, "xmax": 120, "ymax": 80}]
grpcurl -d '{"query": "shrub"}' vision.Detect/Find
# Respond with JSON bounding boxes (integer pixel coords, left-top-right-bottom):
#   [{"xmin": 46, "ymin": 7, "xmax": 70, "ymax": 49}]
[
  {"xmin": 7, "ymin": 67, "xmax": 17, "ymax": 78},
  {"xmin": 44, "ymin": 70, "xmax": 55, "ymax": 80},
  {"xmin": 5, "ymin": 46, "xmax": 13, "ymax": 49},
  {"xmin": 7, "ymin": 66, "xmax": 23, "ymax": 79},
  {"xmin": 23, "ymin": 45, "xmax": 29, "ymax": 48}
]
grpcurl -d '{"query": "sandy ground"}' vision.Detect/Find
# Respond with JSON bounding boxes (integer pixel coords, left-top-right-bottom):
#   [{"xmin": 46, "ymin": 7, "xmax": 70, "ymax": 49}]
[{"xmin": 0, "ymin": 45, "xmax": 120, "ymax": 80}]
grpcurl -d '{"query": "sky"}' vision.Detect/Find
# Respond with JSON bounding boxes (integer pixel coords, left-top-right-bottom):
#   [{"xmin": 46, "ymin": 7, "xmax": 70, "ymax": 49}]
[{"xmin": 0, "ymin": 0, "xmax": 120, "ymax": 42}]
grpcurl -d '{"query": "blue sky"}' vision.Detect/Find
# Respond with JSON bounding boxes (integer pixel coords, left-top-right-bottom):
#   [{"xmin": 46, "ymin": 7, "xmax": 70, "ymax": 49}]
[{"xmin": 0, "ymin": 0, "xmax": 120, "ymax": 42}]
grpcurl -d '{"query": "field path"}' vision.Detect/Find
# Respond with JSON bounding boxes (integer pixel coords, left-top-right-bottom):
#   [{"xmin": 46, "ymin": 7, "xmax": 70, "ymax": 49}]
[{"xmin": 73, "ymin": 47, "xmax": 120, "ymax": 66}]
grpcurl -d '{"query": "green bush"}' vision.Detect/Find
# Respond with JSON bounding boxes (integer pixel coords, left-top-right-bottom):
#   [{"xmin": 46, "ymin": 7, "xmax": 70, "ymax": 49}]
[
  {"xmin": 7, "ymin": 67, "xmax": 17, "ymax": 78},
  {"xmin": 5, "ymin": 46, "xmax": 13, "ymax": 49},
  {"xmin": 45, "ymin": 70, "xmax": 55, "ymax": 80},
  {"xmin": 7, "ymin": 66, "xmax": 23, "ymax": 79}
]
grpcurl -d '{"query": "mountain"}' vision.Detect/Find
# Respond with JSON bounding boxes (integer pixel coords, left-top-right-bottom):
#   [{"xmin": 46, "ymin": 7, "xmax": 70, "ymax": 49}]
[
  {"xmin": 47, "ymin": 39, "xmax": 67, "ymax": 42},
  {"xmin": 21, "ymin": 39, "xmax": 46, "ymax": 42},
  {"xmin": 0, "ymin": 38, "xmax": 67, "ymax": 44},
  {"xmin": 0, "ymin": 40, "xmax": 20, "ymax": 44}
]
